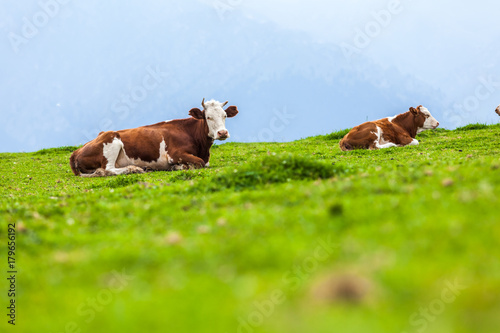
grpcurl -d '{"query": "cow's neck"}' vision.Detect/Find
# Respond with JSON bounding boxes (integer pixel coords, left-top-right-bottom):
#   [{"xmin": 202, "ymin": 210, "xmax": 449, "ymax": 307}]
[
  {"xmin": 182, "ymin": 118, "xmax": 213, "ymax": 158},
  {"xmin": 392, "ymin": 112, "xmax": 418, "ymax": 138},
  {"xmin": 195, "ymin": 119, "xmax": 214, "ymax": 152}
]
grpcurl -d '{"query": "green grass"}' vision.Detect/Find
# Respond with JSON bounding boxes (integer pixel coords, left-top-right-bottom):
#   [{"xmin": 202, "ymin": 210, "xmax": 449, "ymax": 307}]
[{"xmin": 1, "ymin": 124, "xmax": 500, "ymax": 333}]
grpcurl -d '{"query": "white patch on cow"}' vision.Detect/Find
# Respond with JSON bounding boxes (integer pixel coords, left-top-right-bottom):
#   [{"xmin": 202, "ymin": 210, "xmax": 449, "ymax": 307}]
[
  {"xmin": 164, "ymin": 119, "xmax": 173, "ymax": 123},
  {"xmin": 417, "ymin": 106, "xmax": 439, "ymax": 134},
  {"xmin": 102, "ymin": 137, "xmax": 144, "ymax": 175},
  {"xmin": 373, "ymin": 126, "xmax": 398, "ymax": 149},
  {"xmin": 387, "ymin": 115, "xmax": 397, "ymax": 123},
  {"xmin": 204, "ymin": 100, "xmax": 230, "ymax": 140},
  {"xmin": 409, "ymin": 139, "xmax": 419, "ymax": 146},
  {"xmin": 377, "ymin": 142, "xmax": 398, "ymax": 149},
  {"xmin": 115, "ymin": 138, "xmax": 173, "ymax": 171},
  {"xmin": 205, "ymin": 162, "xmax": 210, "ymax": 168},
  {"xmin": 167, "ymin": 153, "xmax": 174, "ymax": 165}
]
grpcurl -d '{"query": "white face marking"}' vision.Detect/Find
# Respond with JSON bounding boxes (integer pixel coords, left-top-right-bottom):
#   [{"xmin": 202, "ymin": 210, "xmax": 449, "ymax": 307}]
[
  {"xmin": 203, "ymin": 100, "xmax": 229, "ymax": 140},
  {"xmin": 417, "ymin": 106, "xmax": 439, "ymax": 133}
]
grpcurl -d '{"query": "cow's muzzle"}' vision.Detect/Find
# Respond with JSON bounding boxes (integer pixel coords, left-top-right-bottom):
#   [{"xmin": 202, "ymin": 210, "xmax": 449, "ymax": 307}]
[{"xmin": 217, "ymin": 130, "xmax": 229, "ymax": 140}]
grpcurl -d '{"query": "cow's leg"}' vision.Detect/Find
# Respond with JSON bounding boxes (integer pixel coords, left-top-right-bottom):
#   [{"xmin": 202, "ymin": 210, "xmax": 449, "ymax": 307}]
[
  {"xmin": 375, "ymin": 141, "xmax": 398, "ymax": 149},
  {"xmin": 408, "ymin": 139, "xmax": 419, "ymax": 146},
  {"xmin": 101, "ymin": 137, "xmax": 145, "ymax": 176},
  {"xmin": 171, "ymin": 153, "xmax": 205, "ymax": 170}
]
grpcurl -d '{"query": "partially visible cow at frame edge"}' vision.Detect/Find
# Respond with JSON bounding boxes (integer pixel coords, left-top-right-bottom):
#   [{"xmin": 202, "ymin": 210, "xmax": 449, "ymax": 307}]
[
  {"xmin": 339, "ymin": 105, "xmax": 439, "ymax": 151},
  {"xmin": 70, "ymin": 99, "xmax": 239, "ymax": 177},
  {"xmin": 496, "ymin": 105, "xmax": 500, "ymax": 116}
]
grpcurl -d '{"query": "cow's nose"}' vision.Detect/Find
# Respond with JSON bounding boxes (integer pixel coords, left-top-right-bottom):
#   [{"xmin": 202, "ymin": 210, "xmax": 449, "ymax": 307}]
[
  {"xmin": 218, "ymin": 130, "xmax": 229, "ymax": 138},
  {"xmin": 436, "ymin": 122, "xmax": 440, "ymax": 127}
]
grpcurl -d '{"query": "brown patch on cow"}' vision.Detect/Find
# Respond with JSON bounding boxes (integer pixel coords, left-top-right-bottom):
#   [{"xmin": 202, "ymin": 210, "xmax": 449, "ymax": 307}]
[
  {"xmin": 311, "ymin": 272, "xmax": 373, "ymax": 305},
  {"xmin": 495, "ymin": 105, "xmax": 500, "ymax": 116},
  {"xmin": 339, "ymin": 122, "xmax": 379, "ymax": 150}
]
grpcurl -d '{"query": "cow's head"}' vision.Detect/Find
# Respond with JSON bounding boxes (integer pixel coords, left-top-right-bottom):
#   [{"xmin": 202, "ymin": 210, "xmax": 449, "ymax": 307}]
[
  {"xmin": 189, "ymin": 99, "xmax": 239, "ymax": 140},
  {"xmin": 410, "ymin": 105, "xmax": 439, "ymax": 134},
  {"xmin": 496, "ymin": 105, "xmax": 500, "ymax": 116}
]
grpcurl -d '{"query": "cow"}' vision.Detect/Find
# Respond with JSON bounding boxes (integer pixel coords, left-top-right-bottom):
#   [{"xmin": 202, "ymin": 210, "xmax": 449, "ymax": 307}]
[
  {"xmin": 70, "ymin": 99, "xmax": 239, "ymax": 177},
  {"xmin": 496, "ymin": 105, "xmax": 500, "ymax": 116},
  {"xmin": 339, "ymin": 105, "xmax": 439, "ymax": 151}
]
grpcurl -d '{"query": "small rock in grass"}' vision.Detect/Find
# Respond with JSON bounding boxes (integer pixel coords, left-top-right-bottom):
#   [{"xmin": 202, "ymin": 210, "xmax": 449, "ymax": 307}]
[
  {"xmin": 442, "ymin": 178, "xmax": 454, "ymax": 187},
  {"xmin": 197, "ymin": 225, "xmax": 211, "ymax": 234},
  {"xmin": 311, "ymin": 272, "xmax": 373, "ymax": 305},
  {"xmin": 217, "ymin": 218, "xmax": 227, "ymax": 227},
  {"xmin": 165, "ymin": 231, "xmax": 183, "ymax": 245},
  {"xmin": 17, "ymin": 222, "xmax": 27, "ymax": 232}
]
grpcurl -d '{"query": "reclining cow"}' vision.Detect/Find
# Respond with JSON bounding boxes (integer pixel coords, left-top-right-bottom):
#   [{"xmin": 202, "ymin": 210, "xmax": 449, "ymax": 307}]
[
  {"xmin": 339, "ymin": 105, "xmax": 439, "ymax": 151},
  {"xmin": 70, "ymin": 99, "xmax": 239, "ymax": 177}
]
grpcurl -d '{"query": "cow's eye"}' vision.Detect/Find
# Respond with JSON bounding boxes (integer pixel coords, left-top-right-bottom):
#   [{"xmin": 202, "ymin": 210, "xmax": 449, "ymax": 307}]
[{"xmin": 207, "ymin": 117, "xmax": 212, "ymax": 120}]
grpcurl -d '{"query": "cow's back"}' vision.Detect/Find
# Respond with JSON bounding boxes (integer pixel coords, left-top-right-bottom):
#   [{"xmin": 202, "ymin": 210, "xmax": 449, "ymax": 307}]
[{"xmin": 340, "ymin": 122, "xmax": 378, "ymax": 151}]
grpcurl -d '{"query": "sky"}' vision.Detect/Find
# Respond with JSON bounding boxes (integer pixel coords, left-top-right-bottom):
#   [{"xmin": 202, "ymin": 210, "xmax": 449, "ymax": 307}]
[{"xmin": 1, "ymin": 0, "xmax": 499, "ymax": 152}]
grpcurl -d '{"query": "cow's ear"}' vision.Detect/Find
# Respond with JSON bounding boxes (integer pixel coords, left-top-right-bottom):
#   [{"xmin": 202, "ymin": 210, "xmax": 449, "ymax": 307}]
[
  {"xmin": 409, "ymin": 107, "xmax": 418, "ymax": 115},
  {"xmin": 225, "ymin": 106, "xmax": 239, "ymax": 118},
  {"xmin": 189, "ymin": 108, "xmax": 205, "ymax": 119}
]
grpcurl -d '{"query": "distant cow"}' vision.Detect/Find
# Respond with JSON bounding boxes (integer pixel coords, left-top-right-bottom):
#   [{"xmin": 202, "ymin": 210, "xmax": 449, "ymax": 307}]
[
  {"xmin": 339, "ymin": 105, "xmax": 439, "ymax": 151},
  {"xmin": 496, "ymin": 105, "xmax": 500, "ymax": 116},
  {"xmin": 70, "ymin": 99, "xmax": 239, "ymax": 177}
]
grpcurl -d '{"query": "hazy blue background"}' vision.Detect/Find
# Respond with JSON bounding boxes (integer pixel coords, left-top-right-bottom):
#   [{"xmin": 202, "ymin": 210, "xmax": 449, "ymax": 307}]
[{"xmin": 1, "ymin": 0, "xmax": 499, "ymax": 152}]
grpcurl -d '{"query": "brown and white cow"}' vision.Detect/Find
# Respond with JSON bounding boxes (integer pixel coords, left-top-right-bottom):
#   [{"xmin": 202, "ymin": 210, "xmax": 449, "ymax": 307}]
[
  {"xmin": 496, "ymin": 105, "xmax": 500, "ymax": 116},
  {"xmin": 339, "ymin": 105, "xmax": 439, "ymax": 151},
  {"xmin": 70, "ymin": 99, "xmax": 239, "ymax": 177}
]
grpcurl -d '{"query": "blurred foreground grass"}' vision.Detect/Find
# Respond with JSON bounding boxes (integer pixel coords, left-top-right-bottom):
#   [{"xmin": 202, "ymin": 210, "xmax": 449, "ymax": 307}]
[{"xmin": 1, "ymin": 124, "xmax": 500, "ymax": 333}]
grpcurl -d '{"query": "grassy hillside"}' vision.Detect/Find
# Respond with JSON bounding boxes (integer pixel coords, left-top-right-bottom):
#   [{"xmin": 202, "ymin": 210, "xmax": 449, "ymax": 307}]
[{"xmin": 1, "ymin": 124, "xmax": 500, "ymax": 333}]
